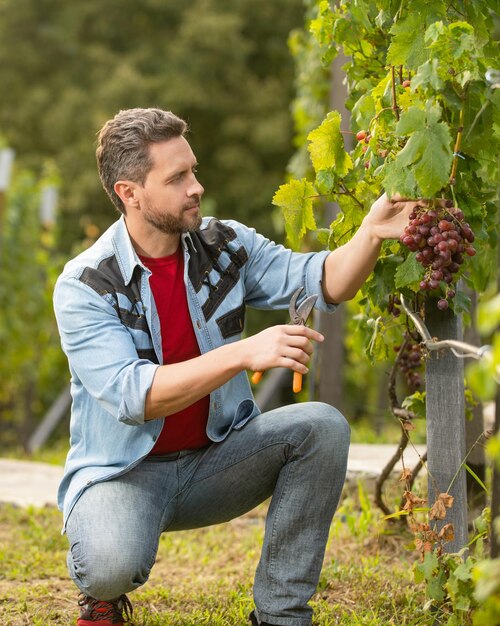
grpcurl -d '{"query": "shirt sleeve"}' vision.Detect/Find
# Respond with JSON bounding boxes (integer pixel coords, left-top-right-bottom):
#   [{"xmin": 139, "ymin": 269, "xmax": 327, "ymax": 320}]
[
  {"xmin": 227, "ymin": 220, "xmax": 337, "ymax": 313},
  {"xmin": 53, "ymin": 273, "xmax": 159, "ymax": 426}
]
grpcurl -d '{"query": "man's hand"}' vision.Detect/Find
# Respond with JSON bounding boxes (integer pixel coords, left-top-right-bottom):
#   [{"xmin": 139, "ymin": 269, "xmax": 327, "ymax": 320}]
[
  {"xmin": 241, "ymin": 324, "xmax": 324, "ymax": 375},
  {"xmin": 362, "ymin": 193, "xmax": 428, "ymax": 242}
]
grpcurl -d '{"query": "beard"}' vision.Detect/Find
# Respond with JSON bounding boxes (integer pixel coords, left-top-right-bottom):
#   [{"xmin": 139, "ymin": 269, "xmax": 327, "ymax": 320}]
[{"xmin": 143, "ymin": 197, "xmax": 202, "ymax": 235}]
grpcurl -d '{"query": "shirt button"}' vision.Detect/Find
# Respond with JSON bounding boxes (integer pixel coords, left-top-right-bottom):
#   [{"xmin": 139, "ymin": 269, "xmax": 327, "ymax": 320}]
[{"xmin": 196, "ymin": 320, "xmax": 201, "ymax": 329}]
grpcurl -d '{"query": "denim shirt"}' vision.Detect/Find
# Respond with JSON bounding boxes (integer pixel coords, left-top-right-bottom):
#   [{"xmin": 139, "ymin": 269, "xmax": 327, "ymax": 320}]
[{"xmin": 53, "ymin": 216, "xmax": 334, "ymax": 527}]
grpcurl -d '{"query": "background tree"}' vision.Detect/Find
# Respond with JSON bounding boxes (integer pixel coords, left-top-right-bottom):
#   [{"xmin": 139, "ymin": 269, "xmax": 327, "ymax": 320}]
[
  {"xmin": 0, "ymin": 0, "xmax": 305, "ymax": 449},
  {"xmin": 0, "ymin": 0, "xmax": 304, "ymax": 247},
  {"xmin": 0, "ymin": 165, "xmax": 67, "ymax": 450}
]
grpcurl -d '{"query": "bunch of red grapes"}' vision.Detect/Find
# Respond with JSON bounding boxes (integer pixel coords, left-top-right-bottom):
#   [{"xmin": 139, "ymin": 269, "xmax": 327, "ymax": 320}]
[
  {"xmin": 400, "ymin": 206, "xmax": 476, "ymax": 310},
  {"xmin": 394, "ymin": 337, "xmax": 424, "ymax": 391}
]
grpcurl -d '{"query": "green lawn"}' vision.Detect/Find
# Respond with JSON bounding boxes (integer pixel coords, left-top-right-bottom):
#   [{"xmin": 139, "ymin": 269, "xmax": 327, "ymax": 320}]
[{"xmin": 0, "ymin": 480, "xmax": 430, "ymax": 625}]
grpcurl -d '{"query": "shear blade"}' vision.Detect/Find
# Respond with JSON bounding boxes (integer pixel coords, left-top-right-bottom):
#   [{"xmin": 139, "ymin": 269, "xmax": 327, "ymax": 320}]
[{"xmin": 289, "ymin": 287, "xmax": 318, "ymax": 325}]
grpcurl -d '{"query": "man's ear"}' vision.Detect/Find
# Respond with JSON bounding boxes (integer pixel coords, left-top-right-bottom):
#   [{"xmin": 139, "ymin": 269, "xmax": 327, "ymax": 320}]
[{"xmin": 114, "ymin": 180, "xmax": 140, "ymax": 210}]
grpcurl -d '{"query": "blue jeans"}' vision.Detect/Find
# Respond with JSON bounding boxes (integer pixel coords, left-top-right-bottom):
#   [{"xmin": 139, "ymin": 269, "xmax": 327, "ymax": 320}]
[{"xmin": 66, "ymin": 402, "xmax": 350, "ymax": 626}]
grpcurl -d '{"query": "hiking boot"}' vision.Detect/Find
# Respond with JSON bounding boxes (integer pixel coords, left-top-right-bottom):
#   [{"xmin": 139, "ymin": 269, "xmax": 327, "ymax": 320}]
[
  {"xmin": 77, "ymin": 593, "xmax": 133, "ymax": 625},
  {"xmin": 249, "ymin": 609, "xmax": 285, "ymax": 626}
]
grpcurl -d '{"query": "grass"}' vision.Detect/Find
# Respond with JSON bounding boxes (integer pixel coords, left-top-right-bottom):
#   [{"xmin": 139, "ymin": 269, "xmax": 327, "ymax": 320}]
[{"xmin": 0, "ymin": 478, "xmax": 432, "ymax": 626}]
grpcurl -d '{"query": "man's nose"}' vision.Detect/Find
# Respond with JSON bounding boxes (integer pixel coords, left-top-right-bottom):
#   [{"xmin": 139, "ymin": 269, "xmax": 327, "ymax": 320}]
[{"xmin": 189, "ymin": 176, "xmax": 204, "ymax": 197}]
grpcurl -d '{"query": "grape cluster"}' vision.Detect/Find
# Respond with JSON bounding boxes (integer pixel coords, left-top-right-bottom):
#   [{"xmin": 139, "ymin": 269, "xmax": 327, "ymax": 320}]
[
  {"xmin": 400, "ymin": 206, "xmax": 476, "ymax": 310},
  {"xmin": 394, "ymin": 338, "xmax": 424, "ymax": 391}
]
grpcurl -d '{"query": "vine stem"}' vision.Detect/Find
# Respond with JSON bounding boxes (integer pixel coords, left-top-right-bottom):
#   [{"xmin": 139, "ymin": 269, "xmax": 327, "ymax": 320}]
[
  {"xmin": 449, "ymin": 108, "xmax": 465, "ymax": 184},
  {"xmin": 369, "ymin": 106, "xmax": 394, "ymax": 128},
  {"xmin": 446, "ymin": 429, "xmax": 491, "ymax": 494},
  {"xmin": 339, "ymin": 182, "xmax": 364, "ymax": 209},
  {"xmin": 375, "ymin": 334, "xmax": 421, "ymax": 518},
  {"xmin": 390, "ymin": 65, "xmax": 400, "ymax": 121}
]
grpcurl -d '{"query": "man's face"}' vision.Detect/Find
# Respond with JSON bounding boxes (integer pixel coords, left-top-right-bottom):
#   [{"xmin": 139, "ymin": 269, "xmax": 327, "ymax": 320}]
[{"xmin": 138, "ymin": 136, "xmax": 204, "ymax": 235}]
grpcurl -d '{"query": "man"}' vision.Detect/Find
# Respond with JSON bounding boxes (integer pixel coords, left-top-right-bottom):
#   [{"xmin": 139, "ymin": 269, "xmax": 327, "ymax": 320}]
[{"xmin": 53, "ymin": 107, "xmax": 421, "ymax": 626}]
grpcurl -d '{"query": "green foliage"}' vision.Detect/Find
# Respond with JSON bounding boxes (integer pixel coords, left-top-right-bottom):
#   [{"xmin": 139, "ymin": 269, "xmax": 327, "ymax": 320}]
[
  {"xmin": 272, "ymin": 179, "xmax": 317, "ymax": 249},
  {"xmin": 0, "ymin": 168, "xmax": 68, "ymax": 449},
  {"xmin": 466, "ymin": 295, "xmax": 500, "ymax": 401},
  {"xmin": 307, "ymin": 111, "xmax": 353, "ymax": 177},
  {"xmin": 281, "ymin": 3, "xmax": 500, "ymax": 623},
  {"xmin": 278, "ymin": 0, "xmax": 499, "ymax": 328},
  {"xmin": 409, "ymin": 510, "xmax": 495, "ymax": 624},
  {"xmin": 473, "ymin": 557, "xmax": 500, "ymax": 625}
]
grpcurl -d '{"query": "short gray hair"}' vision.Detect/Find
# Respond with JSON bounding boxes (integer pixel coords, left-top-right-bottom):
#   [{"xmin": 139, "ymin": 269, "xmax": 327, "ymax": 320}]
[{"xmin": 96, "ymin": 108, "xmax": 188, "ymax": 214}]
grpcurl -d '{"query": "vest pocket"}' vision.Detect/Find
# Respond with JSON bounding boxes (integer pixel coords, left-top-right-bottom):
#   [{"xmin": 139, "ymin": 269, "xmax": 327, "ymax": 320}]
[{"xmin": 216, "ymin": 303, "xmax": 246, "ymax": 339}]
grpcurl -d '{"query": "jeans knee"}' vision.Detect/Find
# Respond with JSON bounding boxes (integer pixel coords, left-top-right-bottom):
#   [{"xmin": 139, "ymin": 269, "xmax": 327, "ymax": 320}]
[
  {"xmin": 68, "ymin": 544, "xmax": 152, "ymax": 600},
  {"xmin": 307, "ymin": 402, "xmax": 350, "ymax": 454}
]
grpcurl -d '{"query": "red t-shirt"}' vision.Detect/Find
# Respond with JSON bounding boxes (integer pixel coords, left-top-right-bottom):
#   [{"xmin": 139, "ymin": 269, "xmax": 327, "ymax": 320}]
[{"xmin": 139, "ymin": 247, "xmax": 210, "ymax": 454}]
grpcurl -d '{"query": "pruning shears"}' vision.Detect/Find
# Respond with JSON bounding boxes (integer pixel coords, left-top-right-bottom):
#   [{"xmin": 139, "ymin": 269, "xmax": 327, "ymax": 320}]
[{"xmin": 251, "ymin": 287, "xmax": 318, "ymax": 393}]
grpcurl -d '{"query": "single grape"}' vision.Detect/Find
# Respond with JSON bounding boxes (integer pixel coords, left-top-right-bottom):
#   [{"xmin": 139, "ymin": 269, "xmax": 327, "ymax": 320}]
[{"xmin": 431, "ymin": 270, "xmax": 443, "ymax": 281}]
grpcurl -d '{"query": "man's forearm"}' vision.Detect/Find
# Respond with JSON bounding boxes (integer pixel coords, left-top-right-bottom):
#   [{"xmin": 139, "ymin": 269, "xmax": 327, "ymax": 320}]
[
  {"xmin": 144, "ymin": 323, "xmax": 324, "ymax": 421},
  {"xmin": 322, "ymin": 219, "xmax": 383, "ymax": 304},
  {"xmin": 144, "ymin": 342, "xmax": 244, "ymax": 421}
]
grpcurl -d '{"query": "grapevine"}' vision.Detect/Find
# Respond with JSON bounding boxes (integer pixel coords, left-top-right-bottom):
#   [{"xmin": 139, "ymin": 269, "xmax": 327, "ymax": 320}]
[
  {"xmin": 274, "ymin": 0, "xmax": 499, "ymax": 381},
  {"xmin": 277, "ymin": 3, "xmax": 499, "ymax": 616}
]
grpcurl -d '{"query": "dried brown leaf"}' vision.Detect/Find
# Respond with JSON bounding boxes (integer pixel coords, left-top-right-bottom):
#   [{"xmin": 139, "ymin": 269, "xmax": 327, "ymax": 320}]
[
  {"xmin": 416, "ymin": 538, "xmax": 434, "ymax": 554},
  {"xmin": 429, "ymin": 499, "xmax": 447, "ymax": 520},
  {"xmin": 399, "ymin": 468, "xmax": 413, "ymax": 482},
  {"xmin": 438, "ymin": 493, "xmax": 454, "ymax": 509},
  {"xmin": 403, "ymin": 490, "xmax": 427, "ymax": 512},
  {"xmin": 438, "ymin": 523, "xmax": 455, "ymax": 543}
]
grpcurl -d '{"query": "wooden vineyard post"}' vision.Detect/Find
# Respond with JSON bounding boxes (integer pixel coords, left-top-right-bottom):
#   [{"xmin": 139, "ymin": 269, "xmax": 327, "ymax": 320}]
[
  {"xmin": 425, "ymin": 301, "xmax": 469, "ymax": 552},
  {"xmin": 313, "ymin": 52, "xmax": 351, "ymax": 412}
]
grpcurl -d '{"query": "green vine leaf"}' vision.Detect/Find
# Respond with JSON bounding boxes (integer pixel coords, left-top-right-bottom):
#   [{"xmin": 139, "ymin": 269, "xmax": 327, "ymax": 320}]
[
  {"xmin": 391, "ymin": 102, "xmax": 453, "ymax": 197},
  {"xmin": 394, "ymin": 254, "xmax": 425, "ymax": 290},
  {"xmin": 307, "ymin": 111, "xmax": 353, "ymax": 176},
  {"xmin": 387, "ymin": 3, "xmax": 446, "ymax": 69},
  {"xmin": 382, "ymin": 159, "xmax": 418, "ymax": 198},
  {"xmin": 411, "ymin": 59, "xmax": 444, "ymax": 92},
  {"xmin": 272, "ymin": 178, "xmax": 317, "ymax": 249},
  {"xmin": 387, "ymin": 13, "xmax": 429, "ymax": 69}
]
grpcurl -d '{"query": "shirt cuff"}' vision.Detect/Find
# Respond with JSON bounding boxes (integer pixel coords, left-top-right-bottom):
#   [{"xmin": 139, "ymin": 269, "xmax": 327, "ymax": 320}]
[
  {"xmin": 305, "ymin": 250, "xmax": 337, "ymax": 313},
  {"xmin": 117, "ymin": 361, "xmax": 160, "ymax": 425}
]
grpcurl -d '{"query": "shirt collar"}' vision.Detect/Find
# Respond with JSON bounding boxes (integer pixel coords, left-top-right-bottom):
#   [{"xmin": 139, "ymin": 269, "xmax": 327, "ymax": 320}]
[
  {"xmin": 111, "ymin": 217, "xmax": 143, "ymax": 285},
  {"xmin": 111, "ymin": 216, "xmax": 196, "ymax": 285}
]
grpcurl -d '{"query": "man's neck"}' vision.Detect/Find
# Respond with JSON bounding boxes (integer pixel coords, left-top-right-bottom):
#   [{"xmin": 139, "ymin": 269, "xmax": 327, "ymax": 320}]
[{"xmin": 125, "ymin": 220, "xmax": 181, "ymax": 258}]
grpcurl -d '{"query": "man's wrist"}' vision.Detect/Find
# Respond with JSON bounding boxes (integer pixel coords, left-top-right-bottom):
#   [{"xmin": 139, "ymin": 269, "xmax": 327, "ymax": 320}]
[{"xmin": 358, "ymin": 216, "xmax": 385, "ymax": 247}]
